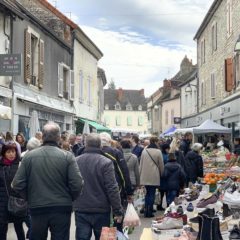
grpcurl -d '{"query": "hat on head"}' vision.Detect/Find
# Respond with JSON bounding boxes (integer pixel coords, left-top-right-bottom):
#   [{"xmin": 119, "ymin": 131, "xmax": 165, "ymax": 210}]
[{"xmin": 168, "ymin": 152, "xmax": 176, "ymax": 161}]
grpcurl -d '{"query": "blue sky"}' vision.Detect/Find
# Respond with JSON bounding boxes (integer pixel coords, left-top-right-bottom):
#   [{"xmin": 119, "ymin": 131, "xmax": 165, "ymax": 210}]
[{"xmin": 49, "ymin": 0, "xmax": 214, "ymax": 96}]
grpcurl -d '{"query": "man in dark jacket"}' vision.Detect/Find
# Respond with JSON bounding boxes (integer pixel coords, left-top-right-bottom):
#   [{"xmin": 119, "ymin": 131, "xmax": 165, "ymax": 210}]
[
  {"xmin": 180, "ymin": 132, "xmax": 192, "ymax": 156},
  {"xmin": 131, "ymin": 135, "xmax": 143, "ymax": 161},
  {"xmin": 184, "ymin": 143, "xmax": 203, "ymax": 186},
  {"xmin": 73, "ymin": 133, "xmax": 123, "ymax": 240},
  {"xmin": 12, "ymin": 122, "xmax": 83, "ymax": 240},
  {"xmin": 100, "ymin": 132, "xmax": 133, "ymax": 231},
  {"xmin": 163, "ymin": 153, "xmax": 186, "ymax": 206}
]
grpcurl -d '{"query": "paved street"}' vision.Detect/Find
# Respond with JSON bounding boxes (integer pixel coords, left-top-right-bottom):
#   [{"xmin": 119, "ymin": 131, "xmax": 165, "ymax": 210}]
[{"xmin": 8, "ymin": 212, "xmax": 156, "ymax": 240}]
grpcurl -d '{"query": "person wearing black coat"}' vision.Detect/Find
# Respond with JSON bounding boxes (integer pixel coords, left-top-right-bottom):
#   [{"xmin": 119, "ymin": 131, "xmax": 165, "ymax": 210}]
[
  {"xmin": 163, "ymin": 153, "xmax": 186, "ymax": 205},
  {"xmin": 0, "ymin": 143, "xmax": 26, "ymax": 240},
  {"xmin": 184, "ymin": 143, "xmax": 204, "ymax": 186},
  {"xmin": 180, "ymin": 132, "xmax": 193, "ymax": 156}
]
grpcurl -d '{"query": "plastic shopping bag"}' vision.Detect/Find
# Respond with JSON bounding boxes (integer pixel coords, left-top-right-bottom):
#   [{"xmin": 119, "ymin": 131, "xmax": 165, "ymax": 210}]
[
  {"xmin": 117, "ymin": 228, "xmax": 129, "ymax": 240},
  {"xmin": 100, "ymin": 227, "xmax": 117, "ymax": 240},
  {"xmin": 123, "ymin": 203, "xmax": 141, "ymax": 227}
]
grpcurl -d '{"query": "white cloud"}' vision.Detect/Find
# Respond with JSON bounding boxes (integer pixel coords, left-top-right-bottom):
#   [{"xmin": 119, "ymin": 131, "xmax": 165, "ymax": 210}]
[{"xmin": 82, "ymin": 25, "xmax": 196, "ymax": 97}]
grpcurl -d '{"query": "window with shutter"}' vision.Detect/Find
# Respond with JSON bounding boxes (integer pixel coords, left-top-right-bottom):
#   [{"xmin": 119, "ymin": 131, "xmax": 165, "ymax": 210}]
[
  {"xmin": 58, "ymin": 63, "xmax": 63, "ymax": 97},
  {"xmin": 87, "ymin": 76, "xmax": 91, "ymax": 106},
  {"xmin": 211, "ymin": 22, "xmax": 217, "ymax": 52},
  {"xmin": 171, "ymin": 109, "xmax": 174, "ymax": 124},
  {"xmin": 210, "ymin": 73, "xmax": 216, "ymax": 98},
  {"xmin": 79, "ymin": 70, "xmax": 83, "ymax": 102},
  {"xmin": 38, "ymin": 39, "xmax": 44, "ymax": 89},
  {"xmin": 165, "ymin": 110, "xmax": 168, "ymax": 125},
  {"xmin": 24, "ymin": 29, "xmax": 31, "ymax": 84},
  {"xmin": 116, "ymin": 116, "xmax": 121, "ymax": 126},
  {"xmin": 200, "ymin": 38, "xmax": 205, "ymax": 65},
  {"xmin": 227, "ymin": 0, "xmax": 233, "ymax": 37},
  {"xmin": 127, "ymin": 116, "xmax": 132, "ymax": 126},
  {"xmin": 225, "ymin": 58, "xmax": 233, "ymax": 92},
  {"xmin": 69, "ymin": 70, "xmax": 74, "ymax": 101},
  {"xmin": 138, "ymin": 116, "xmax": 143, "ymax": 126}
]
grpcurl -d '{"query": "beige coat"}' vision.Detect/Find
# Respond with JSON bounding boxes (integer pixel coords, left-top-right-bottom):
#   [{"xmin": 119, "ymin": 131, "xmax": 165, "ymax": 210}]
[{"xmin": 139, "ymin": 148, "xmax": 164, "ymax": 186}]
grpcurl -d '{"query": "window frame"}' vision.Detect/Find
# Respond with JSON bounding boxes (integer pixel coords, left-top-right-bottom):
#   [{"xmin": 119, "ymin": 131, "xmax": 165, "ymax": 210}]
[{"xmin": 210, "ymin": 72, "xmax": 216, "ymax": 99}]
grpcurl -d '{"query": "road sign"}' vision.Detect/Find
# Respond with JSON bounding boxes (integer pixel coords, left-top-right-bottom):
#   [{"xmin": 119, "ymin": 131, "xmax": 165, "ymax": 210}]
[{"xmin": 0, "ymin": 54, "xmax": 22, "ymax": 76}]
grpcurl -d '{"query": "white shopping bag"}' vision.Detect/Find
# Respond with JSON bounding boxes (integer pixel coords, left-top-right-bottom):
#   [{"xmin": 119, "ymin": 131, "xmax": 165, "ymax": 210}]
[
  {"xmin": 123, "ymin": 203, "xmax": 141, "ymax": 227},
  {"xmin": 162, "ymin": 194, "xmax": 167, "ymax": 209}
]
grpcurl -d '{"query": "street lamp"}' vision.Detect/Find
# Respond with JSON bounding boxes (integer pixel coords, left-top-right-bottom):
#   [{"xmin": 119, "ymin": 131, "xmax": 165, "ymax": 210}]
[
  {"xmin": 154, "ymin": 105, "xmax": 159, "ymax": 110},
  {"xmin": 234, "ymin": 35, "xmax": 240, "ymax": 52},
  {"xmin": 185, "ymin": 83, "xmax": 197, "ymax": 93}
]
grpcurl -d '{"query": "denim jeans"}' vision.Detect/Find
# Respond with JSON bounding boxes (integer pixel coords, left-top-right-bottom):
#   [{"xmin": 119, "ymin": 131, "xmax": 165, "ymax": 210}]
[
  {"xmin": 145, "ymin": 186, "xmax": 157, "ymax": 209},
  {"xmin": 166, "ymin": 190, "xmax": 178, "ymax": 205},
  {"xmin": 75, "ymin": 211, "xmax": 110, "ymax": 240}
]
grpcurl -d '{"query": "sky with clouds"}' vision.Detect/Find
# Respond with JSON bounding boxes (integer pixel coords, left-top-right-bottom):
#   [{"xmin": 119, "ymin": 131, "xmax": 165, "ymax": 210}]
[{"xmin": 49, "ymin": 0, "xmax": 214, "ymax": 97}]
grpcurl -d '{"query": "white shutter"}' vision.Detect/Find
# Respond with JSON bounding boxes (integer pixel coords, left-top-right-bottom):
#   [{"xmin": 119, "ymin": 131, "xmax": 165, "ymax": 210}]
[
  {"xmin": 38, "ymin": 39, "xmax": 44, "ymax": 89},
  {"xmin": 79, "ymin": 70, "xmax": 83, "ymax": 102},
  {"xmin": 58, "ymin": 63, "xmax": 63, "ymax": 97},
  {"xmin": 69, "ymin": 70, "xmax": 74, "ymax": 101}
]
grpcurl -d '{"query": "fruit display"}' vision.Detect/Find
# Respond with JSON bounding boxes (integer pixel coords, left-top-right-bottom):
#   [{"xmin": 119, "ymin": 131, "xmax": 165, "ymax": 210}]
[{"xmin": 203, "ymin": 173, "xmax": 226, "ymax": 185}]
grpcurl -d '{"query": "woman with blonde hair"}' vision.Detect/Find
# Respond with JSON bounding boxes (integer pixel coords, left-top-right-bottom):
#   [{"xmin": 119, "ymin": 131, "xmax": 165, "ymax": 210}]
[{"xmin": 170, "ymin": 137, "xmax": 185, "ymax": 170}]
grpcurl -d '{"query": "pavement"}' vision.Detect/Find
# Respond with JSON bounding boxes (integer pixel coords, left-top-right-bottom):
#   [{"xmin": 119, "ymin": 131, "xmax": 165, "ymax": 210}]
[{"xmin": 7, "ymin": 211, "xmax": 157, "ymax": 240}]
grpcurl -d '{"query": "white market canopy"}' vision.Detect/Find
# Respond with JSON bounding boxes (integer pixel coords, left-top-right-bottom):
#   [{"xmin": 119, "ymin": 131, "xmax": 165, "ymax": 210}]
[{"xmin": 192, "ymin": 119, "xmax": 232, "ymax": 134}]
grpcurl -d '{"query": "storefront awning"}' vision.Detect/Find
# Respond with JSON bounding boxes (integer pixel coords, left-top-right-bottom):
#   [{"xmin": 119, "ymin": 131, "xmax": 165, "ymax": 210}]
[{"xmin": 79, "ymin": 118, "xmax": 111, "ymax": 133}]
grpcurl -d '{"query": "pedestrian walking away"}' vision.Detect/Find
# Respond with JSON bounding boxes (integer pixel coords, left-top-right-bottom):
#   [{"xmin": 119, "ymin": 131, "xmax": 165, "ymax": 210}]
[
  {"xmin": 12, "ymin": 122, "xmax": 84, "ymax": 240},
  {"xmin": 73, "ymin": 133, "xmax": 123, "ymax": 240}
]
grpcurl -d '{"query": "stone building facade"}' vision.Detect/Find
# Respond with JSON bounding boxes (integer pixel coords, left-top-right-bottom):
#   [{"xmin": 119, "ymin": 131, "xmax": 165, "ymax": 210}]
[{"xmin": 184, "ymin": 0, "xmax": 240, "ymax": 136}]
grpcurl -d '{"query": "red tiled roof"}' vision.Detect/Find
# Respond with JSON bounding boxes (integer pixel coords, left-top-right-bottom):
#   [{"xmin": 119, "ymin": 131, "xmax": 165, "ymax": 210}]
[{"xmin": 38, "ymin": 0, "xmax": 78, "ymax": 29}]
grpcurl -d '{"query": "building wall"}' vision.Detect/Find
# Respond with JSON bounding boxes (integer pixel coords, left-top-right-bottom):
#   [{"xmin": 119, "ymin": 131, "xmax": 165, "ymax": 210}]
[
  {"xmin": 0, "ymin": 13, "xmax": 11, "ymax": 88},
  {"xmin": 73, "ymin": 39, "xmax": 98, "ymax": 121},
  {"xmin": 181, "ymin": 78, "xmax": 198, "ymax": 118},
  {"xmin": 12, "ymin": 18, "xmax": 72, "ymax": 98},
  {"xmin": 198, "ymin": 0, "xmax": 240, "ymax": 112},
  {"xmin": 0, "ymin": 12, "xmax": 12, "ymax": 132},
  {"xmin": 103, "ymin": 110, "xmax": 148, "ymax": 134},
  {"xmin": 161, "ymin": 98, "xmax": 180, "ymax": 132}
]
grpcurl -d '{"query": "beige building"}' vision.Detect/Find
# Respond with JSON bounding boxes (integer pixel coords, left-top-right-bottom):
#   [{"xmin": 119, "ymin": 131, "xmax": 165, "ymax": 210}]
[
  {"xmin": 185, "ymin": 0, "xmax": 240, "ymax": 136},
  {"xmin": 73, "ymin": 28, "xmax": 104, "ymax": 124},
  {"xmin": 103, "ymin": 88, "xmax": 148, "ymax": 135},
  {"xmin": 161, "ymin": 92, "xmax": 181, "ymax": 133}
]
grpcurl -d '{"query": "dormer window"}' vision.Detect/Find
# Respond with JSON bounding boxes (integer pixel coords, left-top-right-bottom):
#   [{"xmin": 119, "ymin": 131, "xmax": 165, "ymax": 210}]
[
  {"xmin": 105, "ymin": 104, "xmax": 109, "ymax": 110},
  {"xmin": 138, "ymin": 105, "xmax": 142, "ymax": 111},
  {"xmin": 115, "ymin": 102, "xmax": 121, "ymax": 110},
  {"xmin": 126, "ymin": 103, "xmax": 132, "ymax": 111}
]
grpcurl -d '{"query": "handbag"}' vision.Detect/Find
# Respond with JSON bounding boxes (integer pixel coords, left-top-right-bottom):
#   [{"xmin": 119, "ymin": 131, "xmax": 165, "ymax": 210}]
[
  {"xmin": 3, "ymin": 168, "xmax": 28, "ymax": 217},
  {"xmin": 145, "ymin": 149, "xmax": 161, "ymax": 178}
]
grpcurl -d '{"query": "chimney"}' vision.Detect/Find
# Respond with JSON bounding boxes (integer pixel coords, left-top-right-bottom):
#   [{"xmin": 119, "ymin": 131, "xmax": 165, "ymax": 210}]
[
  {"xmin": 163, "ymin": 79, "xmax": 171, "ymax": 88},
  {"xmin": 117, "ymin": 88, "xmax": 123, "ymax": 101},
  {"xmin": 140, "ymin": 89, "xmax": 144, "ymax": 96}
]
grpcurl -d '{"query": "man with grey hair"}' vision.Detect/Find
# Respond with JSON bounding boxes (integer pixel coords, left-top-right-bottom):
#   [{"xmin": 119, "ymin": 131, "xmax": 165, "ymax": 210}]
[
  {"xmin": 100, "ymin": 132, "xmax": 133, "ymax": 232},
  {"xmin": 69, "ymin": 133, "xmax": 83, "ymax": 156},
  {"xmin": 13, "ymin": 122, "xmax": 83, "ymax": 240},
  {"xmin": 74, "ymin": 133, "xmax": 123, "ymax": 240}
]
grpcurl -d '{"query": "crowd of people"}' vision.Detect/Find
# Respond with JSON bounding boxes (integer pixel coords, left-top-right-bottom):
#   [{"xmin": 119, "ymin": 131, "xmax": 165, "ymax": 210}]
[{"xmin": 0, "ymin": 124, "xmax": 240, "ymax": 240}]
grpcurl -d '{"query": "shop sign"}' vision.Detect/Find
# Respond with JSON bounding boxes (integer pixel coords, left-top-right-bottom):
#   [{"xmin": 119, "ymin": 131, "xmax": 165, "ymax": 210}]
[
  {"xmin": 0, "ymin": 54, "xmax": 22, "ymax": 76},
  {"xmin": 174, "ymin": 117, "xmax": 181, "ymax": 124},
  {"xmin": 220, "ymin": 106, "xmax": 230, "ymax": 116}
]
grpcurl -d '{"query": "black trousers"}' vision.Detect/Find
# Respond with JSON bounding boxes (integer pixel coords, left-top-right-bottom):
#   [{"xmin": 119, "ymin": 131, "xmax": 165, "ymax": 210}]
[
  {"xmin": 31, "ymin": 212, "xmax": 71, "ymax": 240},
  {"xmin": 0, "ymin": 220, "xmax": 25, "ymax": 240}
]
